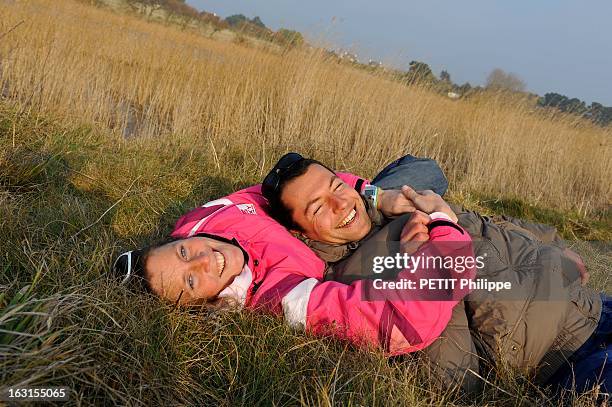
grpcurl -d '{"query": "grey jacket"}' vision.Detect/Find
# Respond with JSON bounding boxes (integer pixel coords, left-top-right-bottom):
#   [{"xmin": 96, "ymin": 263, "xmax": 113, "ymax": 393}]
[{"xmin": 307, "ymin": 205, "xmax": 602, "ymax": 390}]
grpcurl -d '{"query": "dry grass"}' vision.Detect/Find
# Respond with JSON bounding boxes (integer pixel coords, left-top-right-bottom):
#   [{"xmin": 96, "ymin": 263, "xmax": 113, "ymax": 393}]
[
  {"xmin": 0, "ymin": 0, "xmax": 610, "ymax": 405},
  {"xmin": 1, "ymin": 0, "xmax": 610, "ymax": 217}
]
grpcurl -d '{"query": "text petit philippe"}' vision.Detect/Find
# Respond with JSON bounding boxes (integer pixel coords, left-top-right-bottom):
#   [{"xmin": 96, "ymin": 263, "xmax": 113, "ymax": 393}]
[{"xmin": 369, "ymin": 252, "xmax": 512, "ymax": 292}]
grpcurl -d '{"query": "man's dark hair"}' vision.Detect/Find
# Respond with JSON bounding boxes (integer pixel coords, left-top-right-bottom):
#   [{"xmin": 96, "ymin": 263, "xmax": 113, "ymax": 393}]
[{"xmin": 263, "ymin": 155, "xmax": 335, "ymax": 230}]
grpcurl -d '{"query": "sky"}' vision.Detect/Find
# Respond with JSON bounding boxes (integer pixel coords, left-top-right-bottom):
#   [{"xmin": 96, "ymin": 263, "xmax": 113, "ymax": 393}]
[{"xmin": 187, "ymin": 0, "xmax": 612, "ymax": 105}]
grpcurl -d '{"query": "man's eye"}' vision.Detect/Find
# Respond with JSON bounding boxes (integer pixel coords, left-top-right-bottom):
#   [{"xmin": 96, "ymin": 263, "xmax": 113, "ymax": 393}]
[
  {"xmin": 314, "ymin": 206, "xmax": 321, "ymax": 216},
  {"xmin": 180, "ymin": 246, "xmax": 188, "ymax": 260},
  {"xmin": 335, "ymin": 183, "xmax": 343, "ymax": 190},
  {"xmin": 188, "ymin": 275, "xmax": 194, "ymax": 289}
]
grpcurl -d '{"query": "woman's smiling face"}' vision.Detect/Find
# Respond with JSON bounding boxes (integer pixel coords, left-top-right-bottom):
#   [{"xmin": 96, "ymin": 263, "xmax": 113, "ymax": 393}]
[{"xmin": 145, "ymin": 236, "xmax": 245, "ymax": 305}]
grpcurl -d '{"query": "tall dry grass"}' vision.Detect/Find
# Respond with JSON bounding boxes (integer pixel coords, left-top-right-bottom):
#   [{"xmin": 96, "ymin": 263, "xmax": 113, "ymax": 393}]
[
  {"xmin": 1, "ymin": 0, "xmax": 610, "ymax": 217},
  {"xmin": 1, "ymin": 0, "xmax": 610, "ymax": 404}
]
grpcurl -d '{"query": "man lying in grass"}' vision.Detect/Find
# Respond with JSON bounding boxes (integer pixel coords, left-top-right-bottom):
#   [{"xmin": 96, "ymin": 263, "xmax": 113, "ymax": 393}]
[
  {"xmin": 113, "ymin": 155, "xmax": 476, "ymax": 361},
  {"xmin": 262, "ymin": 152, "xmax": 610, "ymax": 398}
]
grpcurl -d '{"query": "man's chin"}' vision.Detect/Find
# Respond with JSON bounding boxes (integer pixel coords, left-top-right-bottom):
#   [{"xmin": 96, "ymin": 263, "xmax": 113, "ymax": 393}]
[
  {"xmin": 352, "ymin": 227, "xmax": 371, "ymax": 241},
  {"xmin": 337, "ymin": 223, "xmax": 370, "ymax": 243}
]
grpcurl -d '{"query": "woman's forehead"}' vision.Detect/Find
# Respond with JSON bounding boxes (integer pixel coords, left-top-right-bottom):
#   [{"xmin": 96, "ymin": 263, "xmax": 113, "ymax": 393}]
[
  {"xmin": 153, "ymin": 239, "xmax": 180, "ymax": 258},
  {"xmin": 147, "ymin": 242, "xmax": 183, "ymax": 294}
]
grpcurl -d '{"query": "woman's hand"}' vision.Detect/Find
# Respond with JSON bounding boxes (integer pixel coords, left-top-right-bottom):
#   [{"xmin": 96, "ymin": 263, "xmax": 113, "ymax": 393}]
[
  {"xmin": 401, "ymin": 186, "xmax": 458, "ymax": 222},
  {"xmin": 400, "ymin": 210, "xmax": 431, "ymax": 255}
]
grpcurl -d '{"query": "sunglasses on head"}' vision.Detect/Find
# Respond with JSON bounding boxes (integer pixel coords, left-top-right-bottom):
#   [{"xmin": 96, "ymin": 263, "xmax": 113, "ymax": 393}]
[
  {"xmin": 113, "ymin": 250, "xmax": 142, "ymax": 284},
  {"xmin": 262, "ymin": 152, "xmax": 304, "ymax": 198}
]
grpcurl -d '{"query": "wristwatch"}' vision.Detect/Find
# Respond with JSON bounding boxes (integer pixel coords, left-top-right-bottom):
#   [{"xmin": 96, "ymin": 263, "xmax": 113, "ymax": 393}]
[{"xmin": 362, "ymin": 185, "xmax": 380, "ymax": 210}]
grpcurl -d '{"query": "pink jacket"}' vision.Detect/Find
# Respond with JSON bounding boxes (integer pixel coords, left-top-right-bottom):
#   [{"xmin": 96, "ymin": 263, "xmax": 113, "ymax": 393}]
[{"xmin": 171, "ymin": 173, "xmax": 475, "ymax": 355}]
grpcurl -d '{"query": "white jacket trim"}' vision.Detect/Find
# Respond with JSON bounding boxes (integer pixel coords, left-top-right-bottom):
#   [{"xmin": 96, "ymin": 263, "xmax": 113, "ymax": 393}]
[
  {"xmin": 188, "ymin": 198, "xmax": 234, "ymax": 236},
  {"xmin": 217, "ymin": 265, "xmax": 252, "ymax": 308},
  {"xmin": 282, "ymin": 278, "xmax": 318, "ymax": 329},
  {"xmin": 202, "ymin": 198, "xmax": 233, "ymax": 208}
]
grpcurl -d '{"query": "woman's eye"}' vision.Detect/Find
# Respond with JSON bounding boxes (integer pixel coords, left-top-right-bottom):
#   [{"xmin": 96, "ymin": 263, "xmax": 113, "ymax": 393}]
[
  {"xmin": 314, "ymin": 206, "xmax": 321, "ymax": 216},
  {"xmin": 335, "ymin": 183, "xmax": 343, "ymax": 190},
  {"xmin": 180, "ymin": 246, "xmax": 188, "ymax": 260},
  {"xmin": 188, "ymin": 275, "xmax": 194, "ymax": 289}
]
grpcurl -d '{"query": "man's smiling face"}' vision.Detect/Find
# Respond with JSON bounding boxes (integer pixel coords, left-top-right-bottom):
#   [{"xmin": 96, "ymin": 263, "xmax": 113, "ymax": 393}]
[{"xmin": 280, "ymin": 164, "xmax": 371, "ymax": 244}]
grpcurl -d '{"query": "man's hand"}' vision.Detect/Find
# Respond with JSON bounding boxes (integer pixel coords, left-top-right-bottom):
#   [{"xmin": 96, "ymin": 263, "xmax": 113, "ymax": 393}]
[
  {"xmin": 400, "ymin": 210, "xmax": 431, "ymax": 255},
  {"xmin": 377, "ymin": 188, "xmax": 416, "ymax": 217},
  {"xmin": 401, "ymin": 186, "xmax": 458, "ymax": 222}
]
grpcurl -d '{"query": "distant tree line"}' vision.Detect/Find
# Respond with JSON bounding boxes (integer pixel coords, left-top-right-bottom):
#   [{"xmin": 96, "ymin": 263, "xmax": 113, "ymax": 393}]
[
  {"xmin": 223, "ymin": 14, "xmax": 304, "ymax": 47},
  {"xmin": 399, "ymin": 60, "xmax": 479, "ymax": 97},
  {"xmin": 396, "ymin": 61, "xmax": 611, "ymax": 128},
  {"xmin": 319, "ymin": 56, "xmax": 479, "ymax": 98},
  {"xmin": 485, "ymin": 68, "xmax": 526, "ymax": 92},
  {"xmin": 123, "ymin": 1, "xmax": 304, "ymax": 48},
  {"xmin": 538, "ymin": 93, "xmax": 612, "ymax": 127},
  {"xmin": 126, "ymin": 0, "xmax": 199, "ymax": 21}
]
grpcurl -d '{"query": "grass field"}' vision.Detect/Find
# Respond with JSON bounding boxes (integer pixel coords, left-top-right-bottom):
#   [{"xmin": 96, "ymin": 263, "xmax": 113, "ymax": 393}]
[{"xmin": 0, "ymin": 0, "xmax": 610, "ymax": 405}]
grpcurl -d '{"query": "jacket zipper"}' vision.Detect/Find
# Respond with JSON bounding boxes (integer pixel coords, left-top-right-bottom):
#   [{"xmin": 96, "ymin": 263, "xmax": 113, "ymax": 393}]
[{"xmin": 251, "ymin": 280, "xmax": 262, "ymax": 296}]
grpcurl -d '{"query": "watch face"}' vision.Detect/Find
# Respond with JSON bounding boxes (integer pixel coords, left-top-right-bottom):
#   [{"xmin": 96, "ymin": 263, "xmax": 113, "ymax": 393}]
[
  {"xmin": 364, "ymin": 185, "xmax": 377, "ymax": 197},
  {"xmin": 362, "ymin": 186, "xmax": 377, "ymax": 208}
]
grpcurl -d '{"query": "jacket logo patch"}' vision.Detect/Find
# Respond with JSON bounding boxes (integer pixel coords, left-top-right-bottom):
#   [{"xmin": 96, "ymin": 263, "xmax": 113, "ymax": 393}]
[{"xmin": 237, "ymin": 204, "xmax": 257, "ymax": 215}]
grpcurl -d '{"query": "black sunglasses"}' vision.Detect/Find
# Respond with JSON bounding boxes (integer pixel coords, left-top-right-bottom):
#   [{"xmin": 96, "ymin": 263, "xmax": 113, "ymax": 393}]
[
  {"xmin": 262, "ymin": 152, "xmax": 304, "ymax": 198},
  {"xmin": 113, "ymin": 249, "xmax": 145, "ymax": 284}
]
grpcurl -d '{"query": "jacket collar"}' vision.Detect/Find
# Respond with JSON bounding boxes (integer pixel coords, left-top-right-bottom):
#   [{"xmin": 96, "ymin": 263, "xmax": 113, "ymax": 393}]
[{"xmin": 217, "ymin": 264, "xmax": 253, "ymax": 307}]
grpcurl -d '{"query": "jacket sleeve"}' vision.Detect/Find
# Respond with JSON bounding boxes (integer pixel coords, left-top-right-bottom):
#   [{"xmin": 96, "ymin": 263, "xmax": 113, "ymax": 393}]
[
  {"xmin": 490, "ymin": 214, "xmax": 566, "ymax": 247},
  {"xmin": 422, "ymin": 301, "xmax": 483, "ymax": 394},
  {"xmin": 449, "ymin": 203, "xmax": 565, "ymax": 247},
  {"xmin": 280, "ymin": 220, "xmax": 475, "ymax": 355}
]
